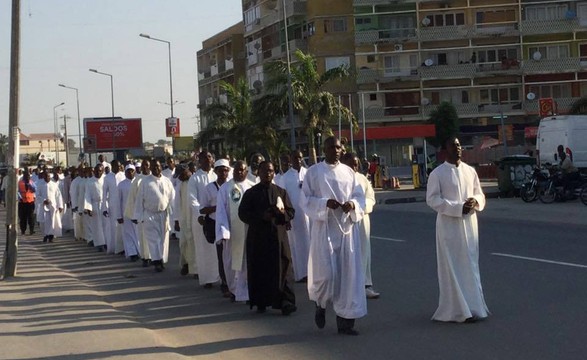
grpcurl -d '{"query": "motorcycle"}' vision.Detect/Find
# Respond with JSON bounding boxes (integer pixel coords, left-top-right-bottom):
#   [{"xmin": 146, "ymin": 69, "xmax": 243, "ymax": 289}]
[
  {"xmin": 520, "ymin": 166, "xmax": 550, "ymax": 202},
  {"xmin": 539, "ymin": 170, "xmax": 587, "ymax": 204},
  {"xmin": 580, "ymin": 184, "xmax": 587, "ymax": 206}
]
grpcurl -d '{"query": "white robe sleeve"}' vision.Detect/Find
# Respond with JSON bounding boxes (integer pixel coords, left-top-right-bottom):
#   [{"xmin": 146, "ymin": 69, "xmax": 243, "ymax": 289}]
[
  {"xmin": 83, "ymin": 182, "xmax": 93, "ymax": 212},
  {"xmin": 133, "ymin": 180, "xmax": 145, "ymax": 222},
  {"xmin": 299, "ymin": 167, "xmax": 329, "ymax": 222},
  {"xmin": 426, "ymin": 167, "xmax": 464, "ymax": 218},
  {"xmin": 215, "ymin": 184, "xmax": 230, "ymax": 243},
  {"xmin": 348, "ymin": 175, "xmax": 365, "ymax": 224},
  {"xmin": 173, "ymin": 181, "xmax": 182, "ymax": 222}
]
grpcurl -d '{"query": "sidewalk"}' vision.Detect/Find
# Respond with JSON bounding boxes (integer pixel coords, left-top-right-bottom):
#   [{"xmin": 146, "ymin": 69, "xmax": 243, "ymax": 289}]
[{"xmin": 374, "ymin": 181, "xmax": 499, "ymax": 205}]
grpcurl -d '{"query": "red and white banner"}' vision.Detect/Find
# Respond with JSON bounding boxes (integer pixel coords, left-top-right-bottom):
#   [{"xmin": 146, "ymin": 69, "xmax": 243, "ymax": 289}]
[
  {"xmin": 166, "ymin": 117, "xmax": 180, "ymax": 138},
  {"xmin": 84, "ymin": 118, "xmax": 143, "ymax": 151}
]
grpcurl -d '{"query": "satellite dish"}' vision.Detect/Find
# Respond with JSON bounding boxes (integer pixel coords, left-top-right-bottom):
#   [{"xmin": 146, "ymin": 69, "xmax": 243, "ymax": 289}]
[
  {"xmin": 422, "ymin": 17, "xmax": 431, "ymax": 26},
  {"xmin": 526, "ymin": 92, "xmax": 536, "ymax": 100},
  {"xmin": 253, "ymin": 80, "xmax": 263, "ymax": 90},
  {"xmin": 421, "ymin": 98, "xmax": 430, "ymax": 105},
  {"xmin": 532, "ymin": 51, "xmax": 542, "ymax": 61},
  {"xmin": 424, "ymin": 59, "xmax": 433, "ymax": 66}
]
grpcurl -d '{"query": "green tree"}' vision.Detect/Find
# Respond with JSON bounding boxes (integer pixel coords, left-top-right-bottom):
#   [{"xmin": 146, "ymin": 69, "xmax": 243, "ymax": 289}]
[
  {"xmin": 427, "ymin": 102, "xmax": 460, "ymax": 148},
  {"xmin": 0, "ymin": 133, "xmax": 8, "ymax": 163},
  {"xmin": 264, "ymin": 49, "xmax": 356, "ymax": 164},
  {"xmin": 197, "ymin": 78, "xmax": 281, "ymax": 161}
]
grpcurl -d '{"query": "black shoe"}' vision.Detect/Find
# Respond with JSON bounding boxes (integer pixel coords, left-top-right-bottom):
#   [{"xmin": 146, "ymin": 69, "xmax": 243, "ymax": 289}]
[
  {"xmin": 48, "ymin": 236, "xmax": 54, "ymax": 243},
  {"xmin": 42, "ymin": 236, "xmax": 48, "ymax": 243},
  {"xmin": 256, "ymin": 305, "xmax": 266, "ymax": 314},
  {"xmin": 129, "ymin": 255, "xmax": 139, "ymax": 262},
  {"xmin": 315, "ymin": 305, "xmax": 326, "ymax": 329},
  {"xmin": 21, "ymin": 231, "xmax": 25, "ymax": 235},
  {"xmin": 154, "ymin": 261, "xmax": 163, "ymax": 272},
  {"xmin": 97, "ymin": 245, "xmax": 106, "ymax": 252},
  {"xmin": 281, "ymin": 303, "xmax": 297, "ymax": 316},
  {"xmin": 295, "ymin": 276, "xmax": 308, "ymax": 283},
  {"xmin": 142, "ymin": 259, "xmax": 151, "ymax": 267},
  {"xmin": 203, "ymin": 283, "xmax": 213, "ymax": 289},
  {"xmin": 87, "ymin": 241, "xmax": 94, "ymax": 247},
  {"xmin": 336, "ymin": 316, "xmax": 358, "ymax": 335},
  {"xmin": 180, "ymin": 264, "xmax": 189, "ymax": 276},
  {"xmin": 337, "ymin": 328, "xmax": 359, "ymax": 336},
  {"xmin": 29, "ymin": 231, "xmax": 35, "ymax": 235}
]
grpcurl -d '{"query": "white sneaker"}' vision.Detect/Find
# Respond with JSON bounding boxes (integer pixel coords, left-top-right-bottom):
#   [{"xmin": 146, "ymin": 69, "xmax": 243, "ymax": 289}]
[{"xmin": 365, "ymin": 287, "xmax": 380, "ymax": 299}]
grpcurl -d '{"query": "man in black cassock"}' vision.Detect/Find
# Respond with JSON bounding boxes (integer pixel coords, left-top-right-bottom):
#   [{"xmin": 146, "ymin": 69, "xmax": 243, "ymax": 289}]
[{"xmin": 238, "ymin": 160, "xmax": 297, "ymax": 315}]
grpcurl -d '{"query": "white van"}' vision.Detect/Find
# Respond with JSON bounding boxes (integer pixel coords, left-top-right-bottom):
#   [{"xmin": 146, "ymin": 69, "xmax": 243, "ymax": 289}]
[{"xmin": 536, "ymin": 115, "xmax": 587, "ymax": 170}]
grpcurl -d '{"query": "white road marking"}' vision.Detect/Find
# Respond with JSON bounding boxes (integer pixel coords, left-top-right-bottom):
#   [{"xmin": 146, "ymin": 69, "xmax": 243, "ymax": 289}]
[
  {"xmin": 371, "ymin": 236, "xmax": 406, "ymax": 243},
  {"xmin": 491, "ymin": 253, "xmax": 587, "ymax": 269}
]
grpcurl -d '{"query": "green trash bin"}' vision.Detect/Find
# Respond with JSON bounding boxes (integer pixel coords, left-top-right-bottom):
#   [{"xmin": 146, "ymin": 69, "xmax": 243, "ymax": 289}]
[{"xmin": 495, "ymin": 155, "xmax": 537, "ymax": 196}]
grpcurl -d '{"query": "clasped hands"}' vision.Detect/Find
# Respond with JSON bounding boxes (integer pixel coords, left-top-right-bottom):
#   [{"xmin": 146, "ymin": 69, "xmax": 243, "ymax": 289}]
[
  {"xmin": 262, "ymin": 205, "xmax": 285, "ymax": 221},
  {"xmin": 462, "ymin": 197, "xmax": 478, "ymax": 215},
  {"xmin": 326, "ymin": 199, "xmax": 354, "ymax": 213}
]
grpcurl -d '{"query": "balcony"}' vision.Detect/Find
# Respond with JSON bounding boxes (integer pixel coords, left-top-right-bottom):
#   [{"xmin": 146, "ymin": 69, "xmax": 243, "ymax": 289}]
[
  {"xmin": 524, "ymin": 97, "xmax": 580, "ymax": 114},
  {"xmin": 360, "ymin": 106, "xmax": 423, "ymax": 122},
  {"xmin": 225, "ymin": 59, "xmax": 234, "ymax": 71},
  {"xmin": 355, "ymin": 28, "xmax": 417, "ymax": 44},
  {"xmin": 357, "ymin": 68, "xmax": 419, "ymax": 84},
  {"xmin": 210, "ymin": 64, "xmax": 219, "ymax": 76},
  {"xmin": 519, "ymin": 18, "xmax": 579, "ymax": 35},
  {"xmin": 419, "ymin": 25, "xmax": 470, "ymax": 42},
  {"xmin": 471, "ymin": 23, "xmax": 519, "ymax": 38},
  {"xmin": 477, "ymin": 103, "xmax": 525, "ymax": 116},
  {"xmin": 419, "ymin": 63, "xmax": 476, "ymax": 79},
  {"xmin": 284, "ymin": 0, "xmax": 306, "ymax": 17},
  {"xmin": 353, "ymin": 0, "xmax": 405, "ymax": 5},
  {"xmin": 523, "ymin": 57, "xmax": 582, "ymax": 74},
  {"xmin": 475, "ymin": 61, "xmax": 522, "ymax": 77}
]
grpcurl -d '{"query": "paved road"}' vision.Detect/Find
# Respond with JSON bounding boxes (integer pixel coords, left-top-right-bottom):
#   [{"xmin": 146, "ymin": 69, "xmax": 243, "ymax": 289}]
[{"xmin": 1, "ymin": 198, "xmax": 586, "ymax": 359}]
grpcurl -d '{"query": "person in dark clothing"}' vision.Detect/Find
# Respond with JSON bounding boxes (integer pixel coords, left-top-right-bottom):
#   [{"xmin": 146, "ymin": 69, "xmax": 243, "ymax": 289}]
[
  {"xmin": 238, "ymin": 161, "xmax": 297, "ymax": 315},
  {"xmin": 18, "ymin": 169, "xmax": 37, "ymax": 235}
]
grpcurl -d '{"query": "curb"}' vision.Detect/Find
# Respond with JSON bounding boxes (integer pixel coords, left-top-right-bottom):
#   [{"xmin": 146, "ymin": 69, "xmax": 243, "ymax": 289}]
[{"xmin": 379, "ymin": 190, "xmax": 500, "ymax": 205}]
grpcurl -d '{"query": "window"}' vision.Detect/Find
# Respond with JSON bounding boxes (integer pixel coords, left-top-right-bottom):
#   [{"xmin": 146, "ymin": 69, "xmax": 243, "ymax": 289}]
[
  {"xmin": 383, "ymin": 55, "xmax": 400, "ymax": 75},
  {"xmin": 244, "ymin": 6, "xmax": 261, "ymax": 25},
  {"xmin": 355, "ymin": 17, "xmax": 372, "ymax": 25},
  {"xmin": 477, "ymin": 48, "xmax": 518, "ymax": 63},
  {"xmin": 480, "ymin": 87, "xmax": 521, "ymax": 104},
  {"xmin": 529, "ymin": 45, "xmax": 569, "ymax": 60},
  {"xmin": 424, "ymin": 12, "xmax": 465, "ymax": 27},
  {"xmin": 369, "ymin": 93, "xmax": 377, "ymax": 101},
  {"xmin": 528, "ymin": 84, "xmax": 571, "ymax": 98},
  {"xmin": 325, "ymin": 56, "xmax": 350, "ymax": 71},
  {"xmin": 525, "ymin": 5, "xmax": 567, "ymax": 21},
  {"xmin": 324, "ymin": 18, "xmax": 347, "ymax": 33},
  {"xmin": 476, "ymin": 10, "xmax": 515, "ymax": 24},
  {"xmin": 19, "ymin": 140, "xmax": 29, "ymax": 146},
  {"xmin": 367, "ymin": 55, "xmax": 376, "ymax": 63}
]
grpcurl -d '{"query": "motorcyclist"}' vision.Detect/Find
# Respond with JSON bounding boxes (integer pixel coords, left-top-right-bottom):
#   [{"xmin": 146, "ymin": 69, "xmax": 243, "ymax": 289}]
[{"xmin": 557, "ymin": 145, "xmax": 580, "ymax": 196}]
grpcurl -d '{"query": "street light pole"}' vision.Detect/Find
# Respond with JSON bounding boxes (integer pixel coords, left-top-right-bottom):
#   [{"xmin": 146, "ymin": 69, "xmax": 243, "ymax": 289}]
[
  {"xmin": 59, "ymin": 84, "xmax": 83, "ymax": 163},
  {"xmin": 89, "ymin": 68, "xmax": 116, "ymax": 159},
  {"xmin": 53, "ymin": 102, "xmax": 65, "ymax": 165},
  {"xmin": 140, "ymin": 33, "xmax": 176, "ymax": 152},
  {"xmin": 282, "ymin": 0, "xmax": 296, "ymax": 151}
]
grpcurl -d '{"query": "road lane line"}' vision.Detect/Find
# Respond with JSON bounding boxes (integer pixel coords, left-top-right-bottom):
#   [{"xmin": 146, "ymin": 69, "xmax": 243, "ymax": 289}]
[
  {"xmin": 372, "ymin": 236, "xmax": 406, "ymax": 243},
  {"xmin": 491, "ymin": 253, "xmax": 587, "ymax": 269}
]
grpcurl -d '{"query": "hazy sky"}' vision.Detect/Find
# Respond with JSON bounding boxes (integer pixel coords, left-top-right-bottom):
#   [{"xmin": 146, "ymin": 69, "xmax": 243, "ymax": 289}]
[{"xmin": 0, "ymin": 0, "xmax": 242, "ymax": 144}]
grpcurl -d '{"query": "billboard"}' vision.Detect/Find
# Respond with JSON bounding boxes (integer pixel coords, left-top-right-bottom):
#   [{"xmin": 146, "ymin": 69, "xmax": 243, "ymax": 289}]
[
  {"xmin": 166, "ymin": 117, "xmax": 180, "ymax": 137},
  {"xmin": 84, "ymin": 118, "xmax": 143, "ymax": 152}
]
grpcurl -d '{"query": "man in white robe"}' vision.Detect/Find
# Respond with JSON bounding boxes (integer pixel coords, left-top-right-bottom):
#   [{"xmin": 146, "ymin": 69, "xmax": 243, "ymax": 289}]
[
  {"xmin": 126, "ymin": 161, "xmax": 152, "ymax": 266},
  {"xmin": 133, "ymin": 160, "xmax": 175, "ymax": 272},
  {"xmin": 102, "ymin": 160, "xmax": 123, "ymax": 254},
  {"xmin": 426, "ymin": 137, "xmax": 488, "ymax": 323},
  {"xmin": 117, "ymin": 164, "xmax": 140, "ymax": 261},
  {"xmin": 173, "ymin": 164, "xmax": 196, "ymax": 276},
  {"xmin": 342, "ymin": 152, "xmax": 379, "ymax": 299},
  {"xmin": 36, "ymin": 171, "xmax": 63, "ymax": 242},
  {"xmin": 216, "ymin": 160, "xmax": 254, "ymax": 302},
  {"xmin": 276, "ymin": 150, "xmax": 310, "ymax": 282},
  {"xmin": 60, "ymin": 167, "xmax": 73, "ymax": 232},
  {"xmin": 300, "ymin": 137, "xmax": 367, "ymax": 336},
  {"xmin": 84, "ymin": 164, "xmax": 108, "ymax": 251},
  {"xmin": 163, "ymin": 157, "xmax": 179, "ymax": 240},
  {"xmin": 246, "ymin": 152, "xmax": 264, "ymax": 184},
  {"xmin": 69, "ymin": 167, "xmax": 83, "ymax": 241},
  {"xmin": 188, "ymin": 151, "xmax": 216, "ymax": 279}
]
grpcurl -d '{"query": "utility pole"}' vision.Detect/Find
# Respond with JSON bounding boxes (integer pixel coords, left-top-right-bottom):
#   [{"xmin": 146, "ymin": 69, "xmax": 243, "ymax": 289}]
[
  {"xmin": 2, "ymin": 0, "xmax": 21, "ymax": 279},
  {"xmin": 62, "ymin": 115, "xmax": 70, "ymax": 167}
]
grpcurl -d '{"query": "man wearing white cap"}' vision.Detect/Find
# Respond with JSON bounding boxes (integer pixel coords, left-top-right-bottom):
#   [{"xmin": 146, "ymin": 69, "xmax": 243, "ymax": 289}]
[
  {"xmin": 117, "ymin": 164, "xmax": 140, "ymax": 261},
  {"xmin": 196, "ymin": 159, "xmax": 229, "ymax": 289}
]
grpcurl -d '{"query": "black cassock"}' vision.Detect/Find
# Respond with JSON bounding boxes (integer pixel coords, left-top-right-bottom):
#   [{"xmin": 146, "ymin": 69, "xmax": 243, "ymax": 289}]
[{"xmin": 238, "ymin": 182, "xmax": 296, "ymax": 310}]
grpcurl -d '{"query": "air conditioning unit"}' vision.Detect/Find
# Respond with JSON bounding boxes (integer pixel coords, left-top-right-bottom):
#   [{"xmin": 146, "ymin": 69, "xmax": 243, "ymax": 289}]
[{"xmin": 394, "ymin": 44, "xmax": 403, "ymax": 52}]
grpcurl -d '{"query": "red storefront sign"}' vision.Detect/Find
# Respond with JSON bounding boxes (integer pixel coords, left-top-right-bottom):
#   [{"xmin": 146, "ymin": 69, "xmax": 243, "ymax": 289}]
[
  {"xmin": 84, "ymin": 118, "xmax": 143, "ymax": 151},
  {"xmin": 524, "ymin": 126, "xmax": 538, "ymax": 139},
  {"xmin": 539, "ymin": 98, "xmax": 555, "ymax": 117}
]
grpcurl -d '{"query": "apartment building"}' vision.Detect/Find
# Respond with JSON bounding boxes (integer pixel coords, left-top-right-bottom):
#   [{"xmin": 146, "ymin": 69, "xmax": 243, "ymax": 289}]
[{"xmin": 198, "ymin": 0, "xmax": 587, "ymax": 166}]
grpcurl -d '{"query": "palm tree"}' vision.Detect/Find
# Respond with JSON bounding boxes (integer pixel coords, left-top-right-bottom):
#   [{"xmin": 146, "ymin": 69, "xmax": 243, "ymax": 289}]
[
  {"xmin": 197, "ymin": 78, "xmax": 281, "ymax": 160},
  {"xmin": 0, "ymin": 133, "xmax": 8, "ymax": 163},
  {"xmin": 264, "ymin": 49, "xmax": 356, "ymax": 164},
  {"xmin": 427, "ymin": 102, "xmax": 460, "ymax": 148}
]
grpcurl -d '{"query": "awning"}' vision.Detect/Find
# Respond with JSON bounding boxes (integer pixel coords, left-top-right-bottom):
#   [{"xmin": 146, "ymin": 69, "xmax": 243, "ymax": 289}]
[
  {"xmin": 480, "ymin": 136, "xmax": 500, "ymax": 149},
  {"xmin": 337, "ymin": 124, "xmax": 436, "ymax": 141}
]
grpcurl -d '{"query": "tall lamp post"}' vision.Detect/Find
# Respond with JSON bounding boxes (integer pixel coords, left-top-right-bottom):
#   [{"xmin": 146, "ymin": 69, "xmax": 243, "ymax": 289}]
[
  {"xmin": 139, "ymin": 33, "xmax": 176, "ymax": 152},
  {"xmin": 53, "ymin": 102, "xmax": 65, "ymax": 165},
  {"xmin": 89, "ymin": 68, "xmax": 116, "ymax": 159},
  {"xmin": 58, "ymin": 84, "xmax": 83, "ymax": 163},
  {"xmin": 282, "ymin": 0, "xmax": 296, "ymax": 150}
]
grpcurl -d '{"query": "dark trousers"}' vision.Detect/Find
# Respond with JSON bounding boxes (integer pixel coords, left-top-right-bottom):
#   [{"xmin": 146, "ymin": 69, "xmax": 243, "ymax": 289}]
[
  {"xmin": 216, "ymin": 242, "xmax": 228, "ymax": 292},
  {"xmin": 18, "ymin": 202, "xmax": 35, "ymax": 234}
]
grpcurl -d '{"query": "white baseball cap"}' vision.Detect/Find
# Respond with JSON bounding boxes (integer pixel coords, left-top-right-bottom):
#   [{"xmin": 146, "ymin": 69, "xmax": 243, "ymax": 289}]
[
  {"xmin": 214, "ymin": 159, "xmax": 230, "ymax": 168},
  {"xmin": 124, "ymin": 164, "xmax": 135, "ymax": 171}
]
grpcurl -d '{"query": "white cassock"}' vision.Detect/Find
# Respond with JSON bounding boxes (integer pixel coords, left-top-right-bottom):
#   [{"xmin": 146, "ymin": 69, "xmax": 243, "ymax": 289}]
[
  {"xmin": 117, "ymin": 178, "xmax": 140, "ymax": 258},
  {"xmin": 125, "ymin": 174, "xmax": 150, "ymax": 260},
  {"xmin": 102, "ymin": 172, "xmax": 119, "ymax": 254},
  {"xmin": 163, "ymin": 167, "xmax": 179, "ymax": 239},
  {"xmin": 84, "ymin": 176, "xmax": 107, "ymax": 247},
  {"xmin": 246, "ymin": 168, "xmax": 259, "ymax": 184},
  {"xmin": 188, "ymin": 169, "xmax": 217, "ymax": 276},
  {"xmin": 276, "ymin": 167, "xmax": 310, "ymax": 281},
  {"xmin": 133, "ymin": 175, "xmax": 175, "ymax": 263},
  {"xmin": 426, "ymin": 161, "xmax": 488, "ymax": 322},
  {"xmin": 300, "ymin": 161, "xmax": 367, "ymax": 320},
  {"xmin": 36, "ymin": 180, "xmax": 63, "ymax": 237},
  {"xmin": 355, "ymin": 172, "xmax": 376, "ymax": 287},
  {"xmin": 173, "ymin": 179, "xmax": 196, "ymax": 273},
  {"xmin": 215, "ymin": 178, "xmax": 254, "ymax": 302},
  {"xmin": 61, "ymin": 176, "xmax": 73, "ymax": 231},
  {"xmin": 196, "ymin": 181, "xmax": 223, "ymax": 284},
  {"xmin": 69, "ymin": 177, "xmax": 83, "ymax": 240},
  {"xmin": 80, "ymin": 177, "xmax": 93, "ymax": 243}
]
